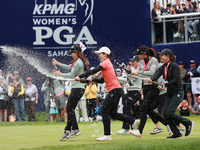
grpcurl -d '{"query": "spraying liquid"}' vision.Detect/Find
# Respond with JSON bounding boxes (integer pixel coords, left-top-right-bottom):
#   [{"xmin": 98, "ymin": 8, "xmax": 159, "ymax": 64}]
[{"xmin": 0, "ymin": 45, "xmax": 72, "ymax": 81}]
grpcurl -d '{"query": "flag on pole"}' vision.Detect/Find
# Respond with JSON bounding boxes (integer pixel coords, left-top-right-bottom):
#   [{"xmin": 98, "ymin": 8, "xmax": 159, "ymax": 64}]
[{"xmin": 80, "ymin": 42, "xmax": 87, "ymax": 52}]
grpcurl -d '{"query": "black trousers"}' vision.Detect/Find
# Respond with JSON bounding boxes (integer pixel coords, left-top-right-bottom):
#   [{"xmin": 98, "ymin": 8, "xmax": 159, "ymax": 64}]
[
  {"xmin": 102, "ymin": 88, "xmax": 135, "ymax": 135},
  {"xmin": 64, "ymin": 88, "xmax": 85, "ymax": 131},
  {"xmin": 164, "ymin": 91, "xmax": 191, "ymax": 136},
  {"xmin": 138, "ymin": 85, "xmax": 167, "ymax": 134},
  {"xmin": 25, "ymin": 101, "xmax": 36, "ymax": 121},
  {"xmin": 86, "ymin": 98, "xmax": 97, "ymax": 118},
  {"xmin": 122, "ymin": 90, "xmax": 141, "ymax": 130}
]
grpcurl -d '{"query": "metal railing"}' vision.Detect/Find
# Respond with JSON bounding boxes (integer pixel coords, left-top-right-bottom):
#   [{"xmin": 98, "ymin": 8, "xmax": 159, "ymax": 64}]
[{"xmin": 151, "ymin": 12, "xmax": 200, "ymax": 44}]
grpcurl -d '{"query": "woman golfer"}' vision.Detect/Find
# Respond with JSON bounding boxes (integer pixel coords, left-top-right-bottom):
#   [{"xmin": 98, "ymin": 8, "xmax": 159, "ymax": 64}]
[
  {"xmin": 52, "ymin": 45, "xmax": 89, "ymax": 141},
  {"xmin": 147, "ymin": 49, "xmax": 194, "ymax": 139},
  {"xmin": 75, "ymin": 47, "xmax": 139, "ymax": 141}
]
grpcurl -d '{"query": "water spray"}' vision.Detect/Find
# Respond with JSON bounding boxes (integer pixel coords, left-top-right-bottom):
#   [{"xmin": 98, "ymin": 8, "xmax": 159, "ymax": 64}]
[{"xmin": 0, "ymin": 45, "xmax": 74, "ymax": 81}]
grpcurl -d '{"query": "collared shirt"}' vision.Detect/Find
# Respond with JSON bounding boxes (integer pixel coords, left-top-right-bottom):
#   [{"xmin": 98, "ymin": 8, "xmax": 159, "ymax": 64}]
[
  {"xmin": 151, "ymin": 61, "xmax": 183, "ymax": 95},
  {"xmin": 25, "ymin": 84, "xmax": 38, "ymax": 101}
]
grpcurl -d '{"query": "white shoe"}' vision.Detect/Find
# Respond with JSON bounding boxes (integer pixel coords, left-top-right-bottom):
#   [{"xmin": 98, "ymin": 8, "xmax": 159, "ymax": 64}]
[
  {"xmin": 117, "ymin": 129, "xmax": 129, "ymax": 134},
  {"xmin": 166, "ymin": 125, "xmax": 172, "ymax": 135},
  {"xmin": 132, "ymin": 119, "xmax": 140, "ymax": 130},
  {"xmin": 174, "ymin": 32, "xmax": 181, "ymax": 38},
  {"xmin": 96, "ymin": 135, "xmax": 112, "ymax": 141},
  {"xmin": 193, "ymin": 33, "xmax": 197, "ymax": 38},
  {"xmin": 150, "ymin": 127, "xmax": 163, "ymax": 135},
  {"xmin": 178, "ymin": 128, "xmax": 185, "ymax": 135},
  {"xmin": 89, "ymin": 117, "xmax": 93, "ymax": 122},
  {"xmin": 129, "ymin": 129, "xmax": 142, "ymax": 139}
]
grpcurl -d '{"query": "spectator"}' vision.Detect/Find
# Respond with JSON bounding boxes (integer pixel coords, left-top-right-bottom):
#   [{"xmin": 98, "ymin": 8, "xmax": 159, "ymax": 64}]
[
  {"xmin": 24, "ymin": 77, "xmax": 38, "ymax": 122},
  {"xmin": 185, "ymin": 60, "xmax": 199, "ymax": 107},
  {"xmin": 165, "ymin": 3, "xmax": 172, "ymax": 15},
  {"xmin": 6, "ymin": 73, "xmax": 15, "ymax": 117},
  {"xmin": 51, "ymin": 78, "xmax": 67, "ymax": 122},
  {"xmin": 152, "ymin": 1, "xmax": 165, "ymax": 43},
  {"xmin": 85, "ymin": 81, "xmax": 97, "ymax": 121},
  {"xmin": 10, "ymin": 77, "xmax": 26, "ymax": 122},
  {"xmin": 49, "ymin": 93, "xmax": 58, "ymax": 122},
  {"xmin": 169, "ymin": 4, "xmax": 180, "ymax": 41},
  {"xmin": 0, "ymin": 76, "xmax": 8, "ymax": 122},
  {"xmin": 174, "ymin": 2, "xmax": 190, "ymax": 38},
  {"xmin": 0, "ymin": 69, "xmax": 4, "ymax": 78},
  {"xmin": 193, "ymin": 95, "xmax": 200, "ymax": 115},
  {"xmin": 197, "ymin": 65, "xmax": 200, "ymax": 73},
  {"xmin": 187, "ymin": 1, "xmax": 199, "ymax": 39},
  {"xmin": 177, "ymin": 100, "xmax": 192, "ymax": 116},
  {"xmin": 179, "ymin": 61, "xmax": 187, "ymax": 99},
  {"xmin": 176, "ymin": 0, "xmax": 182, "ymax": 11},
  {"xmin": 115, "ymin": 68, "xmax": 122, "ymax": 77},
  {"xmin": 41, "ymin": 77, "xmax": 51, "ymax": 121},
  {"xmin": 117, "ymin": 55, "xmax": 142, "ymax": 134},
  {"xmin": 179, "ymin": 61, "xmax": 187, "ymax": 84},
  {"xmin": 75, "ymin": 94, "xmax": 89, "ymax": 122},
  {"xmin": 13, "ymin": 71, "xmax": 25, "ymax": 85}
]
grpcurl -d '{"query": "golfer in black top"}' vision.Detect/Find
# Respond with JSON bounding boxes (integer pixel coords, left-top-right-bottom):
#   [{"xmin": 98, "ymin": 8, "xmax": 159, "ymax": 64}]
[{"xmin": 147, "ymin": 49, "xmax": 194, "ymax": 139}]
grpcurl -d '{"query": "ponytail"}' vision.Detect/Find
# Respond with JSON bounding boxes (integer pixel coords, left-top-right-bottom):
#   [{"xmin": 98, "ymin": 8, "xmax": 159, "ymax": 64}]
[
  {"xmin": 78, "ymin": 52, "xmax": 90, "ymax": 71},
  {"xmin": 148, "ymin": 48, "xmax": 156, "ymax": 57}
]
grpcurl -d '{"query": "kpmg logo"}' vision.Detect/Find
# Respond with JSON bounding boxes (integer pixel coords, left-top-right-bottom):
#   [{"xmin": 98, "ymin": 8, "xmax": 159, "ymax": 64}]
[{"xmin": 32, "ymin": 0, "xmax": 97, "ymax": 52}]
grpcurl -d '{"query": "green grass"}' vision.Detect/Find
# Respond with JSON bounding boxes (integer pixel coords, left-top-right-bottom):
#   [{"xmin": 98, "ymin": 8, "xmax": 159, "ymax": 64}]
[{"xmin": 0, "ymin": 113, "xmax": 200, "ymax": 150}]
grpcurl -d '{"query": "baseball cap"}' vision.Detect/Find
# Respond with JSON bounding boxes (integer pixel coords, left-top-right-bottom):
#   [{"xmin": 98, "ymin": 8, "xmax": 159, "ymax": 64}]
[
  {"xmin": 116, "ymin": 68, "xmax": 121, "ymax": 72},
  {"xmin": 68, "ymin": 45, "xmax": 82, "ymax": 54},
  {"xmin": 178, "ymin": 61, "xmax": 184, "ymax": 65},
  {"xmin": 94, "ymin": 47, "xmax": 111, "ymax": 55},
  {"xmin": 11, "ymin": 76, "xmax": 17, "ymax": 80},
  {"xmin": 13, "ymin": 71, "xmax": 19, "ymax": 74},
  {"xmin": 158, "ymin": 49, "xmax": 174, "ymax": 57},
  {"xmin": 133, "ymin": 45, "xmax": 149, "ymax": 55},
  {"xmin": 26, "ymin": 77, "xmax": 32, "ymax": 81},
  {"xmin": 182, "ymin": 2, "xmax": 186, "ymax": 5},
  {"xmin": 172, "ymin": 4, "xmax": 176, "ymax": 7},
  {"xmin": 129, "ymin": 55, "xmax": 140, "ymax": 62},
  {"xmin": 190, "ymin": 60, "xmax": 196, "ymax": 64}
]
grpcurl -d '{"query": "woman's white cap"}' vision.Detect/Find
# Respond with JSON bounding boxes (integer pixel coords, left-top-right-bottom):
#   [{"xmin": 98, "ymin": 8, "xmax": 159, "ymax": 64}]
[{"xmin": 94, "ymin": 47, "xmax": 111, "ymax": 55}]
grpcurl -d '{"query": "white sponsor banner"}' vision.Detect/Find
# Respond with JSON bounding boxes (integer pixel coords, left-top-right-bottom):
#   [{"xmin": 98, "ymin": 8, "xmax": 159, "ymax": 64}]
[{"xmin": 192, "ymin": 77, "xmax": 200, "ymax": 94}]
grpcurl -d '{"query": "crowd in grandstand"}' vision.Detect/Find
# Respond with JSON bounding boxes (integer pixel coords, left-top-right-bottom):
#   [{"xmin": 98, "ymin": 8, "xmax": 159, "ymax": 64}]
[{"xmin": 152, "ymin": 0, "xmax": 200, "ymax": 43}]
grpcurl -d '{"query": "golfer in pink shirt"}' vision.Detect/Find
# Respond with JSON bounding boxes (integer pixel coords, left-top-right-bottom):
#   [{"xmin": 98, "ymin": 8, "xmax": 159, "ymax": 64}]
[{"xmin": 75, "ymin": 47, "xmax": 139, "ymax": 141}]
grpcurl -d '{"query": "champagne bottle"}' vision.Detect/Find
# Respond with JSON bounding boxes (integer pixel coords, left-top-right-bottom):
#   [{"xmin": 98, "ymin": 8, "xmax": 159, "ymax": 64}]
[
  {"xmin": 124, "ymin": 68, "xmax": 132, "ymax": 74},
  {"xmin": 52, "ymin": 58, "xmax": 58, "ymax": 70},
  {"xmin": 79, "ymin": 78, "xmax": 89, "ymax": 83},
  {"xmin": 152, "ymin": 81, "xmax": 163, "ymax": 90},
  {"xmin": 118, "ymin": 65, "xmax": 132, "ymax": 74}
]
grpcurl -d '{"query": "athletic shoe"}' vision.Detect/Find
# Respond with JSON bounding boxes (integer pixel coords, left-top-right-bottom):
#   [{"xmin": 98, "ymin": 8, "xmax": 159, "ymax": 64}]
[
  {"xmin": 174, "ymin": 32, "xmax": 181, "ymax": 38},
  {"xmin": 117, "ymin": 129, "xmax": 129, "ymax": 134},
  {"xmin": 185, "ymin": 121, "xmax": 194, "ymax": 136},
  {"xmin": 96, "ymin": 135, "xmax": 112, "ymax": 141},
  {"xmin": 193, "ymin": 33, "xmax": 197, "ymax": 38},
  {"xmin": 132, "ymin": 119, "xmax": 140, "ymax": 130},
  {"xmin": 167, "ymin": 134, "xmax": 182, "ymax": 139},
  {"xmin": 60, "ymin": 130, "xmax": 70, "ymax": 141},
  {"xmin": 66, "ymin": 129, "xmax": 81, "ymax": 139},
  {"xmin": 178, "ymin": 128, "xmax": 185, "ymax": 135},
  {"xmin": 129, "ymin": 129, "xmax": 142, "ymax": 139},
  {"xmin": 89, "ymin": 117, "xmax": 93, "ymax": 122},
  {"xmin": 166, "ymin": 125, "xmax": 172, "ymax": 135},
  {"xmin": 150, "ymin": 127, "xmax": 163, "ymax": 135}
]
